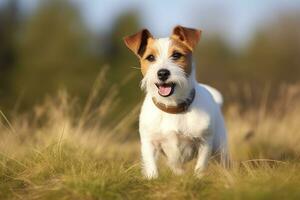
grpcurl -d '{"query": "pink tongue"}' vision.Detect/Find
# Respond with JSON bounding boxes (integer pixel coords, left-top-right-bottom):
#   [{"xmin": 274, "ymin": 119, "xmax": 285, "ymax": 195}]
[{"xmin": 158, "ymin": 85, "xmax": 172, "ymax": 96}]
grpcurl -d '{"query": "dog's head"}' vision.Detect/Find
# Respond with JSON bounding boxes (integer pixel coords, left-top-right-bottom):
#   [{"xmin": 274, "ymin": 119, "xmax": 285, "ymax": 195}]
[{"xmin": 124, "ymin": 25, "xmax": 201, "ymax": 105}]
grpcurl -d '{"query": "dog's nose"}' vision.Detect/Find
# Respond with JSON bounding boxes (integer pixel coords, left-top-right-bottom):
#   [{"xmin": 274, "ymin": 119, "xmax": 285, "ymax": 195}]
[{"xmin": 157, "ymin": 69, "xmax": 170, "ymax": 81}]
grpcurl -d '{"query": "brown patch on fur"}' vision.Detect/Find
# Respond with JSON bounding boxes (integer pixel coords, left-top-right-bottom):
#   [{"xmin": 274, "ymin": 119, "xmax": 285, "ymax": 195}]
[
  {"xmin": 139, "ymin": 38, "xmax": 158, "ymax": 76},
  {"xmin": 123, "ymin": 29, "xmax": 153, "ymax": 57},
  {"xmin": 124, "ymin": 26, "xmax": 201, "ymax": 77},
  {"xmin": 169, "ymin": 38, "xmax": 193, "ymax": 75},
  {"xmin": 139, "ymin": 37, "xmax": 193, "ymax": 76},
  {"xmin": 171, "ymin": 25, "xmax": 201, "ymax": 51}
]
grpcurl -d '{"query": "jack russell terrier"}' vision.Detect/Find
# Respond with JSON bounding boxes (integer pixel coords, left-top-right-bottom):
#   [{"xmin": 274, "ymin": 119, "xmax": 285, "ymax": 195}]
[{"xmin": 124, "ymin": 25, "xmax": 228, "ymax": 179}]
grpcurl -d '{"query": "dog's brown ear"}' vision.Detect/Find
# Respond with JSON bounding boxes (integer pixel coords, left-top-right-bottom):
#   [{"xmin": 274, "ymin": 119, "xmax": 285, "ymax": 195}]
[
  {"xmin": 123, "ymin": 29, "xmax": 153, "ymax": 57},
  {"xmin": 171, "ymin": 25, "xmax": 201, "ymax": 51}
]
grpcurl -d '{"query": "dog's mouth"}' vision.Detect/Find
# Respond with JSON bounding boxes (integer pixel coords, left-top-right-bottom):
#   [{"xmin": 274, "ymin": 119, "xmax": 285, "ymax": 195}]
[{"xmin": 155, "ymin": 83, "xmax": 175, "ymax": 97}]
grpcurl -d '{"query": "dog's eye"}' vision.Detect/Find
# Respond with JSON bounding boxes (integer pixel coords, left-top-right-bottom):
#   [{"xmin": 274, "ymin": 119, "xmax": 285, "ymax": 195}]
[
  {"xmin": 146, "ymin": 54, "xmax": 155, "ymax": 62},
  {"xmin": 171, "ymin": 52, "xmax": 183, "ymax": 60}
]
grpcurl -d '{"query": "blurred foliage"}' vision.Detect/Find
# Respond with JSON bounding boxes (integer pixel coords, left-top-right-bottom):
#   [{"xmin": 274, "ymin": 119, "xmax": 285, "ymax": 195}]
[
  {"xmin": 0, "ymin": 0, "xmax": 19, "ymax": 107},
  {"xmin": 242, "ymin": 13, "xmax": 300, "ymax": 83},
  {"xmin": 0, "ymin": 0, "xmax": 299, "ymax": 113},
  {"xmin": 13, "ymin": 0, "xmax": 100, "ymax": 108},
  {"xmin": 103, "ymin": 11, "xmax": 143, "ymax": 108}
]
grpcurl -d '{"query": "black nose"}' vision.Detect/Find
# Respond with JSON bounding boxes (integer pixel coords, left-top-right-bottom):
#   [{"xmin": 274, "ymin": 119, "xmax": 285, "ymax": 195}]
[{"xmin": 157, "ymin": 69, "xmax": 170, "ymax": 81}]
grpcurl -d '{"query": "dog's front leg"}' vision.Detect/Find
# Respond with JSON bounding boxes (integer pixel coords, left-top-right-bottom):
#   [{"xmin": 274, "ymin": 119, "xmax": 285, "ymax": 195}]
[
  {"xmin": 141, "ymin": 139, "xmax": 158, "ymax": 179},
  {"xmin": 194, "ymin": 135, "xmax": 213, "ymax": 178}
]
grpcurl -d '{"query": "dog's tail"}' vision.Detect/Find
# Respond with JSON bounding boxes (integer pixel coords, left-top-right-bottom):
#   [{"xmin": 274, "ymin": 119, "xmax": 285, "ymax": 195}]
[{"xmin": 201, "ymin": 84, "xmax": 224, "ymax": 107}]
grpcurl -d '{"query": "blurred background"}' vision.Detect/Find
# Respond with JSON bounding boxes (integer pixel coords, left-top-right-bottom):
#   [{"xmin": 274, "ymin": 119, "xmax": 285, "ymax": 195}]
[{"xmin": 0, "ymin": 0, "xmax": 300, "ymax": 114}]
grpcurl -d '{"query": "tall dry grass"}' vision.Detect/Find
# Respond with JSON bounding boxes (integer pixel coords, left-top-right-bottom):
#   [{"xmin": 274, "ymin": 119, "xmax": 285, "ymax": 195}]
[
  {"xmin": 227, "ymin": 83, "xmax": 300, "ymax": 161},
  {"xmin": 0, "ymin": 72, "xmax": 300, "ymax": 199}
]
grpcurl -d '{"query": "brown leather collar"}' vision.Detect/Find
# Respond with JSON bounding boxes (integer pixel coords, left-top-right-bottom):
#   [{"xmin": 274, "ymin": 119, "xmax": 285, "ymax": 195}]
[{"xmin": 152, "ymin": 88, "xmax": 196, "ymax": 114}]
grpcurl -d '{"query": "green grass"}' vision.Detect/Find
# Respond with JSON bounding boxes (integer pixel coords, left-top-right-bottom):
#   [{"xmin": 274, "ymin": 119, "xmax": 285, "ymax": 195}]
[
  {"xmin": 1, "ymin": 83, "xmax": 300, "ymax": 199},
  {"xmin": 1, "ymin": 140, "xmax": 300, "ymax": 200}
]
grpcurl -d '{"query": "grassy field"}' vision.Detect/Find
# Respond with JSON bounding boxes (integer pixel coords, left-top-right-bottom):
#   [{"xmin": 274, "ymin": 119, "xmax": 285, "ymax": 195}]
[{"xmin": 1, "ymin": 81, "xmax": 300, "ymax": 199}]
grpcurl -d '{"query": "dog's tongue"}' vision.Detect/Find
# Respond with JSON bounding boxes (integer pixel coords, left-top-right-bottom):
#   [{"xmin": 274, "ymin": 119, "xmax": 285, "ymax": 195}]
[{"xmin": 158, "ymin": 85, "xmax": 172, "ymax": 96}]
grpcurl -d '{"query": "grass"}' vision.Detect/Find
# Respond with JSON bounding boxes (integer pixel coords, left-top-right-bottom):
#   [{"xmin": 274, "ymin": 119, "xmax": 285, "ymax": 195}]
[{"xmin": 1, "ymin": 76, "xmax": 300, "ymax": 199}]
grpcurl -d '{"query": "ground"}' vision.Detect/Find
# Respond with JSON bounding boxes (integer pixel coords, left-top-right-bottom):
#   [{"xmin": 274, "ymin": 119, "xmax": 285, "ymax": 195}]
[{"xmin": 1, "ymin": 84, "xmax": 300, "ymax": 200}]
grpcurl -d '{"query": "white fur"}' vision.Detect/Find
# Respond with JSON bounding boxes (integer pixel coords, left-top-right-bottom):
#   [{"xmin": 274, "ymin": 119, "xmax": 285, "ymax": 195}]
[
  {"xmin": 139, "ymin": 38, "xmax": 228, "ymax": 179},
  {"xmin": 201, "ymin": 84, "xmax": 224, "ymax": 106}
]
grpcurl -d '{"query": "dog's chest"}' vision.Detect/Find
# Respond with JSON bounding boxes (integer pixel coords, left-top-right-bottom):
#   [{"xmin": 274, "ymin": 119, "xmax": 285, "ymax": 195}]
[
  {"xmin": 139, "ymin": 95, "xmax": 214, "ymax": 163},
  {"xmin": 152, "ymin": 132, "xmax": 201, "ymax": 163},
  {"xmin": 140, "ymin": 104, "xmax": 211, "ymax": 139}
]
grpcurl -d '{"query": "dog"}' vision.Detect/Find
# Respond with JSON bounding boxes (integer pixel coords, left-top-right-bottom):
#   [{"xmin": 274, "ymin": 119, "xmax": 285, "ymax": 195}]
[{"xmin": 124, "ymin": 25, "xmax": 228, "ymax": 179}]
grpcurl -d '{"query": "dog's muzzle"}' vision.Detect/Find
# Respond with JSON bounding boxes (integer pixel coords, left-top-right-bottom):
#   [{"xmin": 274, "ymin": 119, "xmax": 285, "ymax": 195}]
[
  {"xmin": 157, "ymin": 69, "xmax": 170, "ymax": 82},
  {"xmin": 155, "ymin": 82, "xmax": 175, "ymax": 97},
  {"xmin": 156, "ymin": 69, "xmax": 175, "ymax": 97}
]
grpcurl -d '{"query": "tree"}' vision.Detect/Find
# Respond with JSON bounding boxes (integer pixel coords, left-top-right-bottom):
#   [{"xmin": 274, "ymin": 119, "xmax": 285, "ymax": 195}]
[
  {"xmin": 195, "ymin": 34, "xmax": 237, "ymax": 89},
  {"xmin": 14, "ymin": 0, "xmax": 99, "ymax": 108},
  {"xmin": 0, "ymin": 0, "xmax": 19, "ymax": 108},
  {"xmin": 104, "ymin": 11, "xmax": 143, "ymax": 108},
  {"xmin": 242, "ymin": 12, "xmax": 300, "ymax": 84}
]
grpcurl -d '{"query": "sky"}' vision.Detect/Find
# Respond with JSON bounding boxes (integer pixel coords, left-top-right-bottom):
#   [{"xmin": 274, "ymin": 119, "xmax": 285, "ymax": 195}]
[{"xmin": 2, "ymin": 0, "xmax": 300, "ymax": 48}]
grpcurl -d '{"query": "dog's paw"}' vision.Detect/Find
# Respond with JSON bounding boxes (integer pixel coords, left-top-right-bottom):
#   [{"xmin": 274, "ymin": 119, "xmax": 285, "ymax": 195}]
[
  {"xmin": 144, "ymin": 173, "xmax": 158, "ymax": 180},
  {"xmin": 194, "ymin": 169, "xmax": 206, "ymax": 179},
  {"xmin": 143, "ymin": 170, "xmax": 158, "ymax": 180}
]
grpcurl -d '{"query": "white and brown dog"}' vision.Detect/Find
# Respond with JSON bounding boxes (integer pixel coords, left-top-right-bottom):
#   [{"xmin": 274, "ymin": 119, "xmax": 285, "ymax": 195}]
[{"xmin": 124, "ymin": 25, "xmax": 228, "ymax": 179}]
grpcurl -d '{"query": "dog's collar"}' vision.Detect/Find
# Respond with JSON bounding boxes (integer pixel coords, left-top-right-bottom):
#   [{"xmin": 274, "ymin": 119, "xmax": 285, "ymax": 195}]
[{"xmin": 152, "ymin": 88, "xmax": 196, "ymax": 114}]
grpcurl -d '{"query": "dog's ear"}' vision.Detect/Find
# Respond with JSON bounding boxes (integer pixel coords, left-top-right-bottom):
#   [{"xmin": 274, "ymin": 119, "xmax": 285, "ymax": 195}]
[
  {"xmin": 171, "ymin": 25, "xmax": 201, "ymax": 51},
  {"xmin": 123, "ymin": 29, "xmax": 153, "ymax": 57}
]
